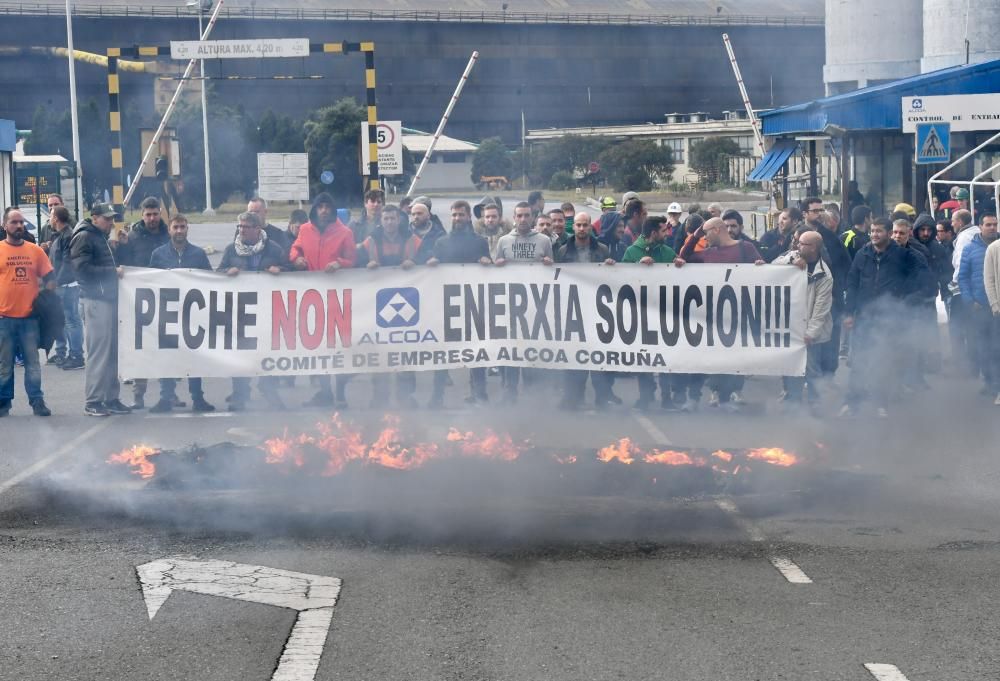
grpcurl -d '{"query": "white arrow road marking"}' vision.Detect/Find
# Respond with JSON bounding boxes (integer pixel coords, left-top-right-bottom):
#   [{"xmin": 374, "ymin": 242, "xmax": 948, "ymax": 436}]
[
  {"xmin": 865, "ymin": 663, "xmax": 912, "ymax": 681},
  {"xmin": 137, "ymin": 557, "xmax": 342, "ymax": 681}
]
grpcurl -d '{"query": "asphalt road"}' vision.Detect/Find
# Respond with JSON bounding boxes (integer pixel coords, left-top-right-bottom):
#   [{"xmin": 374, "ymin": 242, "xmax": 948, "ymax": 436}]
[{"xmin": 3, "ymin": 219, "xmax": 1000, "ymax": 680}]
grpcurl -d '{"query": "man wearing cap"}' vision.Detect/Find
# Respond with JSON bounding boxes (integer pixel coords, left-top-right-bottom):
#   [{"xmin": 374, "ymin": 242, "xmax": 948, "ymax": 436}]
[
  {"xmin": 70, "ymin": 203, "xmax": 131, "ymax": 417},
  {"xmin": 411, "ymin": 198, "xmax": 447, "ymax": 264},
  {"xmin": 665, "ymin": 202, "xmax": 684, "ymax": 242}
]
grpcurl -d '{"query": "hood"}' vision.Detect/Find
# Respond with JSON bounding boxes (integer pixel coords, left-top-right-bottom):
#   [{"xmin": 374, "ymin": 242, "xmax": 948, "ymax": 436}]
[
  {"xmin": 913, "ymin": 213, "xmax": 936, "ymax": 242},
  {"xmin": 473, "ymin": 195, "xmax": 503, "ymax": 219},
  {"xmin": 309, "ymin": 192, "xmax": 336, "ymax": 225},
  {"xmin": 597, "ymin": 212, "xmax": 624, "ymax": 244}
]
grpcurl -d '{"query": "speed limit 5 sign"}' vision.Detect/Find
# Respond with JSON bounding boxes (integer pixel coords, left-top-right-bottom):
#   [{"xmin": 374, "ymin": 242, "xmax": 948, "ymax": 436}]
[{"xmin": 360, "ymin": 121, "xmax": 403, "ymax": 175}]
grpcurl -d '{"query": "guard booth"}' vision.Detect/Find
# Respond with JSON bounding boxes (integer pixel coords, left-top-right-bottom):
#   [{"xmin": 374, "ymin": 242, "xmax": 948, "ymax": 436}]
[
  {"xmin": 0, "ymin": 119, "xmax": 14, "ymax": 211},
  {"xmin": 12, "ymin": 154, "xmax": 79, "ymax": 233},
  {"xmin": 749, "ymin": 59, "xmax": 1000, "ymax": 217}
]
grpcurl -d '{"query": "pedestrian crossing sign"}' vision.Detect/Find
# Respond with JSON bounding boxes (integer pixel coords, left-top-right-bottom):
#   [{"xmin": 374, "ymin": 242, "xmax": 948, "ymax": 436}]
[{"xmin": 916, "ymin": 122, "xmax": 950, "ymax": 164}]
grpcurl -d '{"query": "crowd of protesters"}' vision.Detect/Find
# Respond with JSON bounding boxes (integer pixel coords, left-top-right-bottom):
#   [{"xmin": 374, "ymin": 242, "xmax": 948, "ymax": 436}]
[{"xmin": 2, "ymin": 184, "xmax": 999, "ymax": 419}]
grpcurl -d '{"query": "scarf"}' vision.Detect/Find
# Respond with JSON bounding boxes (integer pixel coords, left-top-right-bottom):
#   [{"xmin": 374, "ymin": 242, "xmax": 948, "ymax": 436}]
[{"xmin": 234, "ymin": 230, "xmax": 268, "ymax": 257}]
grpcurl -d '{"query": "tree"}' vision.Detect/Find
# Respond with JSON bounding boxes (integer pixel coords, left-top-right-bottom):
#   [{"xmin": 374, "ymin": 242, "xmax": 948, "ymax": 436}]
[
  {"xmin": 599, "ymin": 139, "xmax": 674, "ymax": 192},
  {"xmin": 254, "ymin": 110, "xmax": 305, "ymax": 154},
  {"xmin": 303, "ymin": 98, "xmax": 366, "ymax": 204},
  {"xmin": 689, "ymin": 137, "xmax": 744, "ymax": 186},
  {"xmin": 470, "ymin": 137, "xmax": 512, "ymax": 185},
  {"xmin": 531, "ymin": 135, "xmax": 614, "ymax": 187}
]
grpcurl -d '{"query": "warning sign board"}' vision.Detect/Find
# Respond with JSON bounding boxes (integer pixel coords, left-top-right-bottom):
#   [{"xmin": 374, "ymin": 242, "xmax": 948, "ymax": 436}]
[
  {"xmin": 257, "ymin": 153, "xmax": 310, "ymax": 202},
  {"xmin": 360, "ymin": 121, "xmax": 403, "ymax": 176},
  {"xmin": 915, "ymin": 123, "xmax": 950, "ymax": 165}
]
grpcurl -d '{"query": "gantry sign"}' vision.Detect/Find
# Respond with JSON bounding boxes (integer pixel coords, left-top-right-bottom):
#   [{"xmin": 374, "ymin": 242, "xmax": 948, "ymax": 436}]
[{"xmin": 105, "ymin": 40, "xmax": 381, "ymax": 212}]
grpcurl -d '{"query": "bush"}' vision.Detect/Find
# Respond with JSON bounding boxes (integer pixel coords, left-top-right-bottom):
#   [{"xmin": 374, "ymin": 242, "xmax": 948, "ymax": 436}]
[{"xmin": 548, "ymin": 170, "xmax": 576, "ymax": 191}]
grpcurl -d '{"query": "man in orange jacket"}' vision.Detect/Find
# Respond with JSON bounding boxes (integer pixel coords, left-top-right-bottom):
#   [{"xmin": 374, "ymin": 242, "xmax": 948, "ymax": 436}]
[{"xmin": 290, "ymin": 192, "xmax": 357, "ymax": 407}]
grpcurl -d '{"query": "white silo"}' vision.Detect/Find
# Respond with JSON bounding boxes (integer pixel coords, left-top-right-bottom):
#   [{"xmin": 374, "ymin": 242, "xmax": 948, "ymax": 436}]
[
  {"xmin": 922, "ymin": 0, "xmax": 1000, "ymax": 72},
  {"xmin": 824, "ymin": 0, "xmax": 923, "ymax": 94}
]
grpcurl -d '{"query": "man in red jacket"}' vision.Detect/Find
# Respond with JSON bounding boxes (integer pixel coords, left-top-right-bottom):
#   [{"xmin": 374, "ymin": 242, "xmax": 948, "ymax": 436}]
[{"xmin": 290, "ymin": 192, "xmax": 357, "ymax": 407}]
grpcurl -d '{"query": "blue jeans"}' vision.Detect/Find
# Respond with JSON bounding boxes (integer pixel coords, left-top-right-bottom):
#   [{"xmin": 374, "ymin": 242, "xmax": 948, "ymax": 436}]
[
  {"xmin": 0, "ymin": 316, "xmax": 43, "ymax": 403},
  {"xmin": 54, "ymin": 286, "xmax": 84, "ymax": 359}
]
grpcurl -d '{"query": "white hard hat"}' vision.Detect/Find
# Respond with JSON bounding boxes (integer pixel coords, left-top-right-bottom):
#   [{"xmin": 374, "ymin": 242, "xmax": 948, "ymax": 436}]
[{"xmin": 667, "ymin": 202, "xmax": 683, "ymax": 213}]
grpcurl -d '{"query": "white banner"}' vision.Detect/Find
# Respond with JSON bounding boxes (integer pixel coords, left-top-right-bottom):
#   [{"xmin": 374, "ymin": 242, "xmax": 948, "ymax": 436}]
[
  {"xmin": 117, "ymin": 264, "xmax": 807, "ymax": 380},
  {"xmin": 170, "ymin": 38, "xmax": 310, "ymax": 60},
  {"xmin": 902, "ymin": 94, "xmax": 1000, "ymax": 133}
]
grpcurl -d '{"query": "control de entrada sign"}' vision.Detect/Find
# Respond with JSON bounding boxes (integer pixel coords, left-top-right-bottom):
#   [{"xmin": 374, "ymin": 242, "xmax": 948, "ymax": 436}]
[{"xmin": 118, "ymin": 264, "xmax": 808, "ymax": 380}]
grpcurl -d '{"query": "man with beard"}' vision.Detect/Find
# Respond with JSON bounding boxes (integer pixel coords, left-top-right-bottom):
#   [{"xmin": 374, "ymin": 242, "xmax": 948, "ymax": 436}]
[
  {"xmin": 219, "ymin": 211, "xmax": 288, "ymax": 411},
  {"xmin": 959, "ymin": 213, "xmax": 1000, "ymax": 402},
  {"xmin": 358, "ymin": 205, "xmax": 421, "ymax": 409},
  {"xmin": 556, "ymin": 212, "xmax": 617, "ymax": 410},
  {"xmin": 722, "ymin": 209, "xmax": 759, "ymax": 251},
  {"xmin": 410, "ymin": 199, "xmax": 446, "ymax": 264},
  {"xmin": 802, "ymin": 196, "xmax": 851, "ymax": 377},
  {"xmin": 0, "ymin": 208, "xmax": 56, "ymax": 417},
  {"xmin": 758, "ymin": 207, "xmax": 801, "ymax": 263},
  {"xmin": 426, "ymin": 200, "xmax": 492, "ymax": 408},
  {"xmin": 676, "ymin": 217, "xmax": 762, "ymax": 411},
  {"xmin": 890, "ymin": 219, "xmax": 938, "ymax": 390},
  {"xmin": 290, "ymin": 192, "xmax": 358, "ymax": 408},
  {"xmin": 247, "ymin": 196, "xmax": 291, "ymax": 256},
  {"xmin": 473, "ymin": 198, "xmax": 510, "ymax": 260},
  {"xmin": 840, "ymin": 219, "xmax": 931, "ymax": 418},
  {"xmin": 147, "ymin": 215, "xmax": 215, "ymax": 414},
  {"xmin": 116, "ymin": 196, "xmax": 171, "ymax": 409},
  {"xmin": 71, "ymin": 204, "xmax": 131, "ymax": 417},
  {"xmin": 494, "ymin": 201, "xmax": 554, "ymax": 403}
]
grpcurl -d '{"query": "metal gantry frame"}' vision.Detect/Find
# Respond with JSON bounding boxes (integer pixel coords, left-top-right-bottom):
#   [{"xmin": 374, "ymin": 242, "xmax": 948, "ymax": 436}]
[
  {"xmin": 927, "ymin": 130, "xmax": 1000, "ymax": 224},
  {"xmin": 105, "ymin": 40, "xmax": 381, "ymax": 214}
]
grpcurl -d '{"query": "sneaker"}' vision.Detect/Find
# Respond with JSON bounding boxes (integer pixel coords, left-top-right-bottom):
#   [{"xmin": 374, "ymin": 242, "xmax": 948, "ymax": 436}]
[
  {"xmin": 30, "ymin": 400, "xmax": 51, "ymax": 417},
  {"xmin": 0, "ymin": 400, "xmax": 10, "ymax": 417},
  {"xmin": 84, "ymin": 402, "xmax": 110, "ymax": 417},
  {"xmin": 131, "ymin": 396, "xmax": 145, "ymax": 411},
  {"xmin": 104, "ymin": 399, "xmax": 133, "ymax": 415},
  {"xmin": 837, "ymin": 404, "xmax": 854, "ymax": 418},
  {"xmin": 191, "ymin": 397, "xmax": 216, "ymax": 413},
  {"xmin": 61, "ymin": 356, "xmax": 85, "ymax": 371},
  {"xmin": 47, "ymin": 354, "xmax": 65, "ymax": 366},
  {"xmin": 149, "ymin": 400, "xmax": 173, "ymax": 414},
  {"xmin": 303, "ymin": 391, "xmax": 335, "ymax": 408},
  {"xmin": 877, "ymin": 407, "xmax": 889, "ymax": 419}
]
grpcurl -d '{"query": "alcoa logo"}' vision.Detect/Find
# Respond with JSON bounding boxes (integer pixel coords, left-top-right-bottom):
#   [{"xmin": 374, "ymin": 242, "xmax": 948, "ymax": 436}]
[
  {"xmin": 911, "ymin": 98, "xmax": 924, "ymax": 111},
  {"xmin": 376, "ymin": 288, "xmax": 420, "ymax": 328}
]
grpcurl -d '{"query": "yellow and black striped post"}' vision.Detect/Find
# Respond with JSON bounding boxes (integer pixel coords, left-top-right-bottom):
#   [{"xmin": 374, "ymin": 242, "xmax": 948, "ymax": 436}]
[
  {"xmin": 106, "ymin": 48, "xmax": 124, "ymax": 225},
  {"xmin": 361, "ymin": 42, "xmax": 380, "ymax": 192}
]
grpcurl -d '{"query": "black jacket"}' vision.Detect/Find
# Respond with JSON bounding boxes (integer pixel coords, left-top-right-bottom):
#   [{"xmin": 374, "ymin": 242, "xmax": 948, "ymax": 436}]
[
  {"xmin": 118, "ymin": 220, "xmax": 170, "ymax": 267},
  {"xmin": 758, "ymin": 228, "xmax": 794, "ymax": 263},
  {"xmin": 432, "ymin": 225, "xmax": 490, "ymax": 264},
  {"xmin": 217, "ymin": 239, "xmax": 289, "ymax": 273},
  {"xmin": 49, "ymin": 228, "xmax": 77, "ymax": 286},
  {"xmin": 846, "ymin": 241, "xmax": 934, "ymax": 317},
  {"xmin": 913, "ymin": 213, "xmax": 954, "ymax": 298},
  {"xmin": 264, "ymin": 224, "xmax": 291, "ymax": 256},
  {"xmin": 556, "ymin": 237, "xmax": 611, "ymax": 263},
  {"xmin": 149, "ymin": 242, "xmax": 212, "ymax": 271},
  {"xmin": 31, "ymin": 289, "xmax": 65, "ymax": 352},
  {"xmin": 70, "ymin": 219, "xmax": 119, "ymax": 301},
  {"xmin": 414, "ymin": 222, "xmax": 448, "ymax": 264}
]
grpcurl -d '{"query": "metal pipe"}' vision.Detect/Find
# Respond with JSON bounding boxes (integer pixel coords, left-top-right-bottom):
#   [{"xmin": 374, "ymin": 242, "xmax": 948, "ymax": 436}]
[
  {"xmin": 927, "ymin": 130, "xmax": 1000, "ymax": 225},
  {"xmin": 65, "ymin": 0, "xmax": 82, "ymax": 214},
  {"xmin": 406, "ymin": 51, "xmax": 478, "ymax": 197},
  {"xmin": 122, "ymin": 0, "xmax": 224, "ymax": 207},
  {"xmin": 722, "ymin": 33, "xmax": 764, "ymax": 156},
  {"xmin": 197, "ymin": 1, "xmax": 214, "ymax": 215}
]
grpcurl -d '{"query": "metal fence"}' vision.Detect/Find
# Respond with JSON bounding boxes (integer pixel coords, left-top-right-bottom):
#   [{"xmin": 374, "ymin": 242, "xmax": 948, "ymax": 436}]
[{"xmin": 0, "ymin": 2, "xmax": 823, "ymax": 27}]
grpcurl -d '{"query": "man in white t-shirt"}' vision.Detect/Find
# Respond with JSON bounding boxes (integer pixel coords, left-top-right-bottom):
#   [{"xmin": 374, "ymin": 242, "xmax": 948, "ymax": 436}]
[{"xmin": 494, "ymin": 201, "xmax": 554, "ymax": 402}]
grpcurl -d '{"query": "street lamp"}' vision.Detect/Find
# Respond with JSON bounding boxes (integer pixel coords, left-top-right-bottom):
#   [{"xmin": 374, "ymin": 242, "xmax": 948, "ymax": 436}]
[{"xmin": 187, "ymin": 0, "xmax": 215, "ymax": 215}]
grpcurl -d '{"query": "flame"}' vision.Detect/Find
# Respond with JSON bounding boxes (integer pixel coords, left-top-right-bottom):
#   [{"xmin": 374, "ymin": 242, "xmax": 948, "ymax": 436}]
[
  {"xmin": 643, "ymin": 449, "xmax": 698, "ymax": 466},
  {"xmin": 554, "ymin": 454, "xmax": 577, "ymax": 465},
  {"xmin": 746, "ymin": 447, "xmax": 799, "ymax": 467},
  {"xmin": 446, "ymin": 428, "xmax": 524, "ymax": 461},
  {"xmin": 597, "ymin": 438, "xmax": 640, "ymax": 464},
  {"xmin": 107, "ymin": 445, "xmax": 160, "ymax": 479},
  {"xmin": 711, "ymin": 450, "xmax": 734, "ymax": 462}
]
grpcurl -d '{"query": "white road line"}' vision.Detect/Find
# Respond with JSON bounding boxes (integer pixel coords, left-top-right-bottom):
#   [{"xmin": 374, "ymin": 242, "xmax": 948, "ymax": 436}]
[
  {"xmin": 865, "ymin": 663, "xmax": 911, "ymax": 681},
  {"xmin": 632, "ymin": 412, "xmax": 673, "ymax": 445},
  {"xmin": 143, "ymin": 412, "xmax": 233, "ymax": 419},
  {"xmin": 769, "ymin": 556, "xmax": 813, "ymax": 584},
  {"xmin": 715, "ymin": 498, "xmax": 813, "ymax": 585},
  {"xmin": 0, "ymin": 420, "xmax": 112, "ymax": 496}
]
